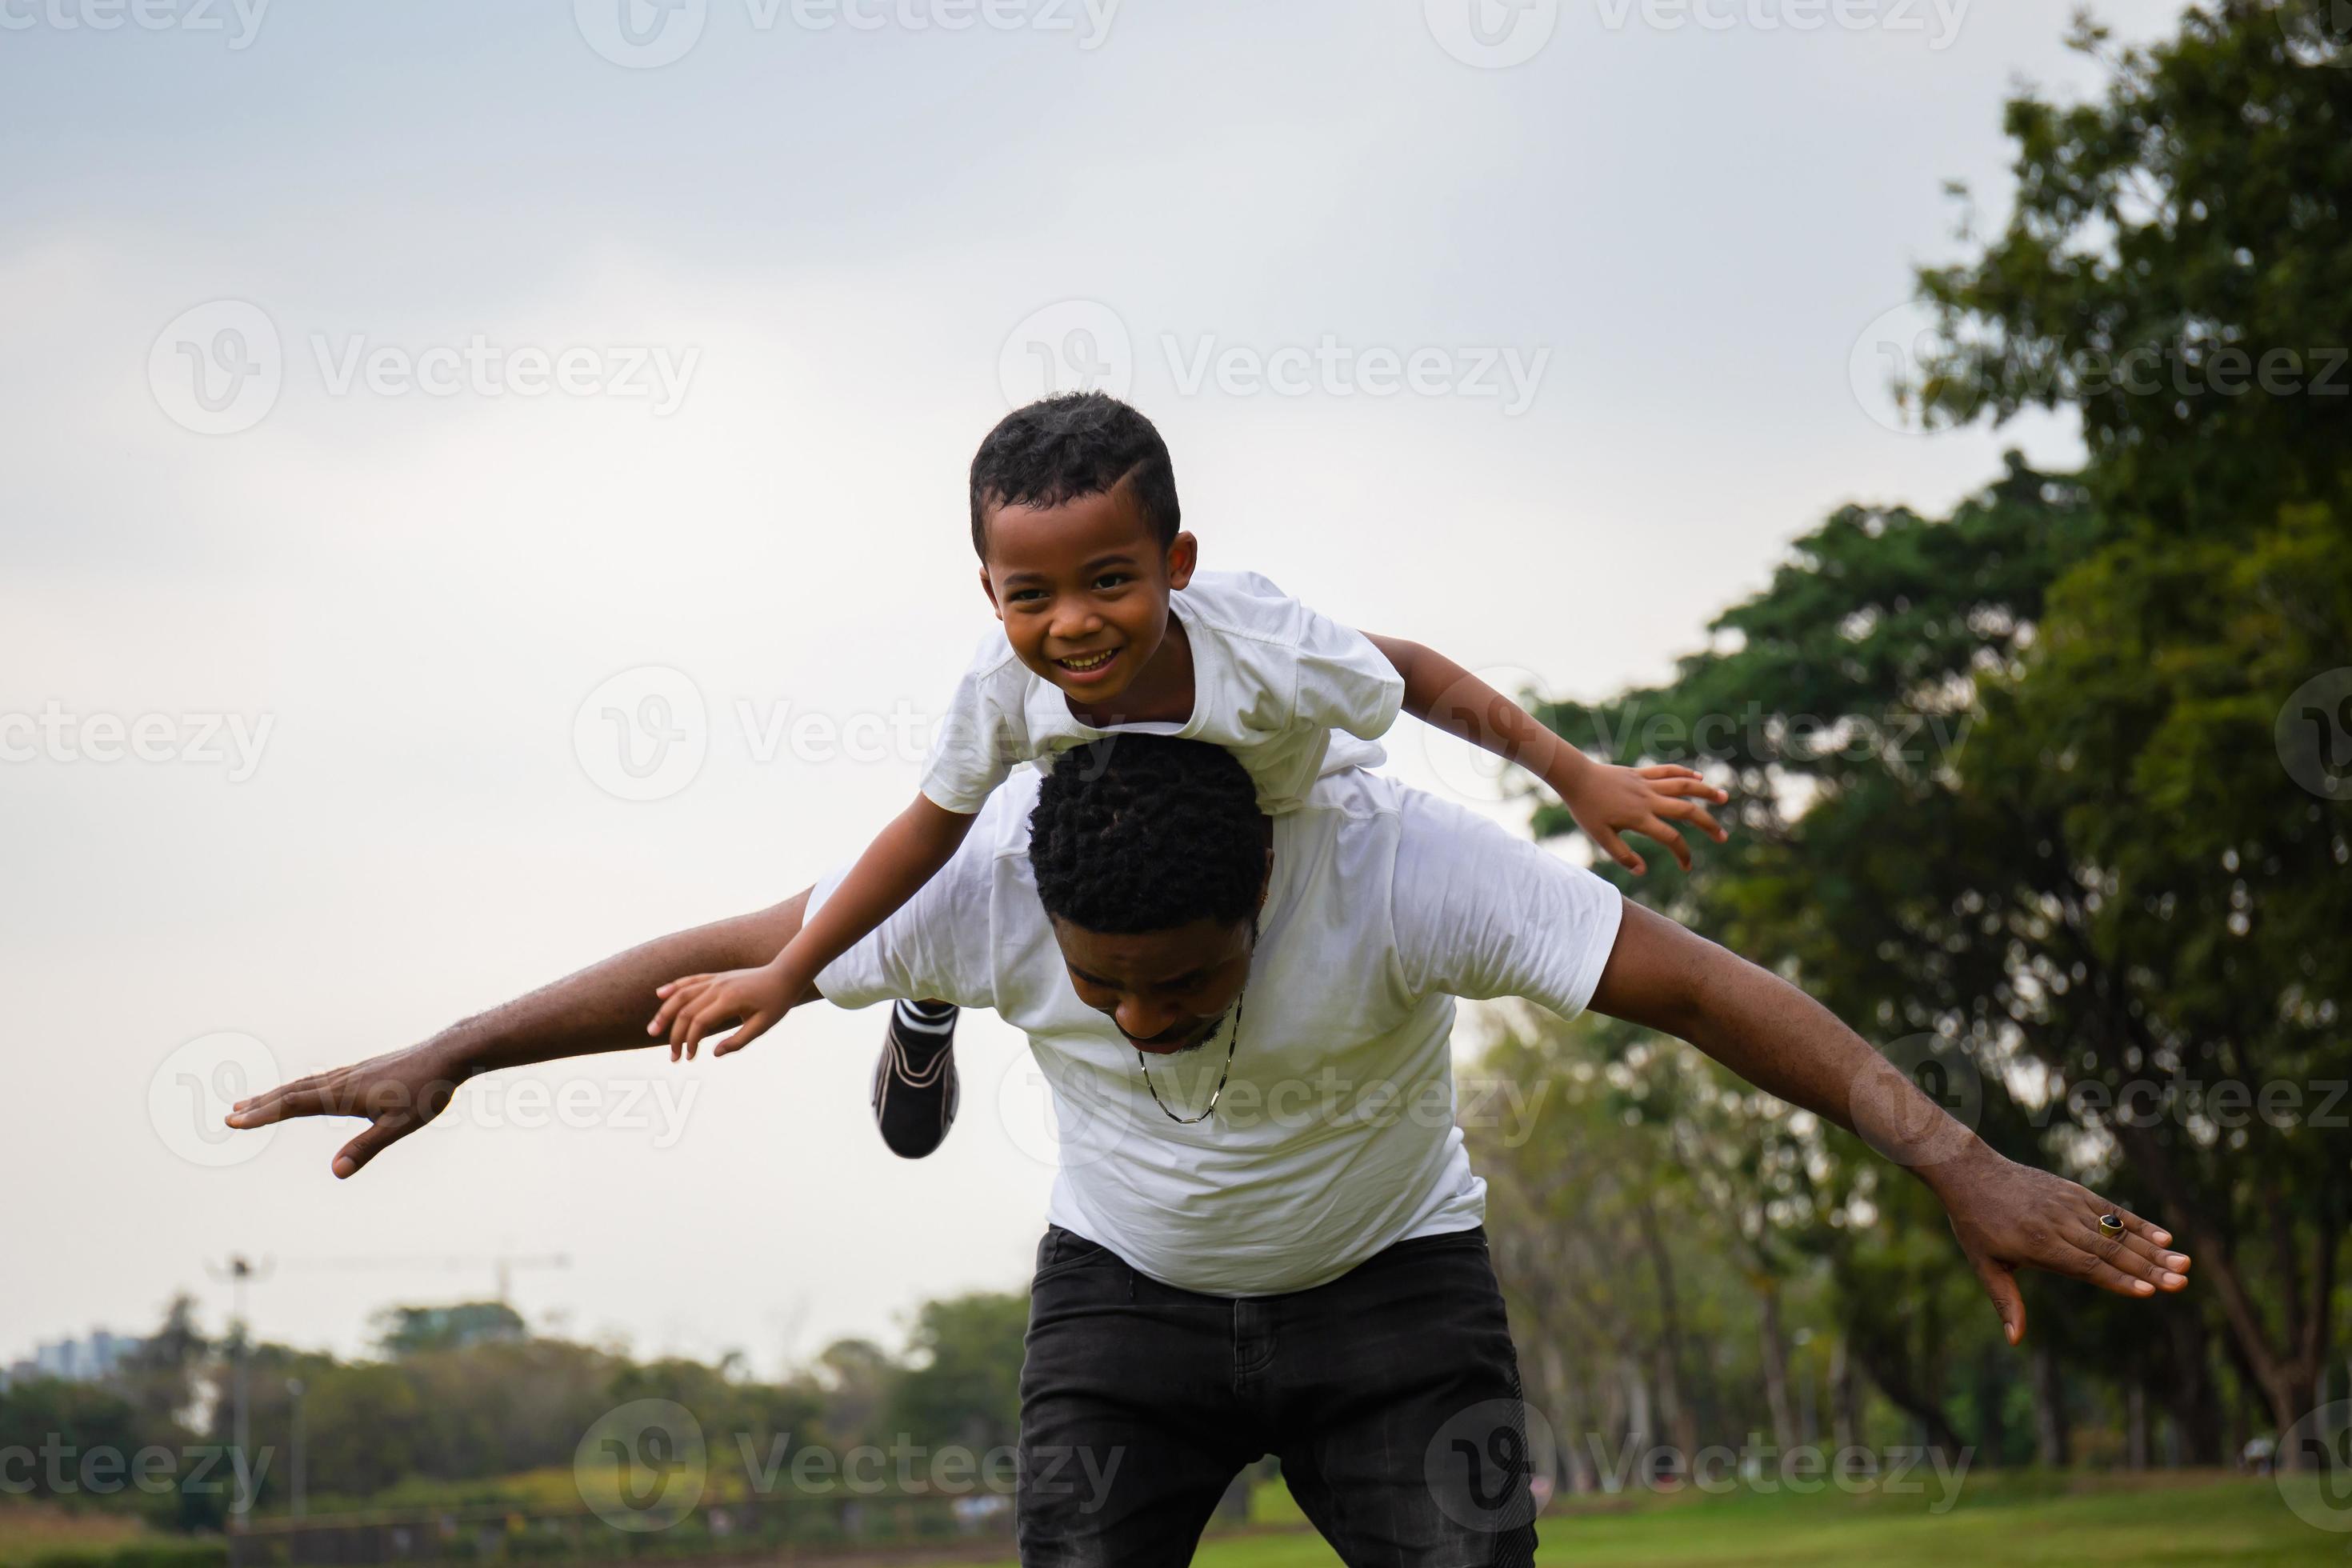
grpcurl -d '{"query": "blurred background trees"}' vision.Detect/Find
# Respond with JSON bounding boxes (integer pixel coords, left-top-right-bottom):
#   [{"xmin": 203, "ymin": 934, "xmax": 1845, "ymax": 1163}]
[{"xmin": 1505, "ymin": 0, "xmax": 2350, "ymax": 1483}]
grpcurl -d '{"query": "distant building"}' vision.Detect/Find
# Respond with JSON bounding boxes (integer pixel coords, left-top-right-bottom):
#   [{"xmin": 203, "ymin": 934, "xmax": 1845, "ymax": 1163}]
[{"xmin": 0, "ymin": 1330, "xmax": 144, "ymax": 1388}]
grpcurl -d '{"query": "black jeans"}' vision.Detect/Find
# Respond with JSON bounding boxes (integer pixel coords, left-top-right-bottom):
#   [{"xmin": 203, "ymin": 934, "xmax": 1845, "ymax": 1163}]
[{"xmin": 1016, "ymin": 1224, "xmax": 1539, "ymax": 1567}]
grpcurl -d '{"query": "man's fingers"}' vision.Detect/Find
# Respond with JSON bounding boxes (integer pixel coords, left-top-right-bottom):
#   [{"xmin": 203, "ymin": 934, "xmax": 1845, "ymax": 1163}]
[
  {"xmin": 1969, "ymin": 1253, "xmax": 2026, "ymax": 1346},
  {"xmin": 2107, "ymin": 1203, "xmax": 2177, "ymax": 1250},
  {"xmin": 2112, "ymin": 1226, "xmax": 2194, "ymax": 1276},
  {"xmin": 227, "ymin": 1074, "xmax": 332, "ymax": 1129},
  {"xmin": 2072, "ymin": 1250, "xmax": 2161, "ymax": 1298},
  {"xmin": 2081, "ymin": 1197, "xmax": 2192, "ymax": 1277},
  {"xmin": 2084, "ymin": 1231, "xmax": 2189, "ymax": 1292},
  {"xmin": 331, "ymin": 1115, "xmax": 414, "ymax": 1180}
]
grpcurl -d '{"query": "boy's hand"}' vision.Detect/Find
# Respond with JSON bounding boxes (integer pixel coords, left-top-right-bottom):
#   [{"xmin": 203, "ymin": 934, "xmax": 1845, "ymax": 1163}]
[
  {"xmin": 650, "ymin": 958, "xmax": 801, "ymax": 1061},
  {"xmin": 1559, "ymin": 762, "xmax": 1729, "ymax": 875}
]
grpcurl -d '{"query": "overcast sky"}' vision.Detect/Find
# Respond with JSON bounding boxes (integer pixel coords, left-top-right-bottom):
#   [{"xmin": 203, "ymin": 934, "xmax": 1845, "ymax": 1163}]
[{"xmin": 1, "ymin": 0, "xmax": 2184, "ymax": 1375}]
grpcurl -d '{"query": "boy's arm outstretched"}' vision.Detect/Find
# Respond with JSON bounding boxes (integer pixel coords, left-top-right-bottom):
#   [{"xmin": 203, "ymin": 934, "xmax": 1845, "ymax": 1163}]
[
  {"xmin": 1366, "ymin": 634, "xmax": 1729, "ymax": 875},
  {"xmin": 647, "ymin": 795, "xmax": 973, "ymax": 1060}
]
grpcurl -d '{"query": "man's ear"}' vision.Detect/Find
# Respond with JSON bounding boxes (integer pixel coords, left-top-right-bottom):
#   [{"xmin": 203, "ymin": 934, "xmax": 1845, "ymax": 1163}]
[
  {"xmin": 978, "ymin": 564, "xmax": 1002, "ymax": 621},
  {"xmin": 1165, "ymin": 531, "xmax": 1198, "ymax": 592},
  {"xmin": 1256, "ymin": 842, "xmax": 1274, "ymax": 913}
]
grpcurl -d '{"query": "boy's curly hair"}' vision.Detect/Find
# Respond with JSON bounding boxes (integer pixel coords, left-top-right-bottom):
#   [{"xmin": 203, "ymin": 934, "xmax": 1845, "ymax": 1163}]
[
  {"xmin": 969, "ymin": 392, "xmax": 1181, "ymax": 557},
  {"xmin": 1029, "ymin": 735, "xmax": 1266, "ymax": 935}
]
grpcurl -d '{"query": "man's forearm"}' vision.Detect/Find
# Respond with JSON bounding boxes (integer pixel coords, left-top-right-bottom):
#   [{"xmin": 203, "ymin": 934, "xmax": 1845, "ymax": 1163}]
[
  {"xmin": 1590, "ymin": 899, "xmax": 1982, "ymax": 1180},
  {"xmin": 1588, "ymin": 898, "xmax": 2190, "ymax": 1346},
  {"xmin": 442, "ymin": 891, "xmax": 812, "ymax": 1076}
]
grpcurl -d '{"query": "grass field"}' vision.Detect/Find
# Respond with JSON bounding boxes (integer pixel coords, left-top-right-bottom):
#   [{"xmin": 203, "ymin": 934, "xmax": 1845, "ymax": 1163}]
[
  {"xmin": 0, "ymin": 1503, "xmax": 148, "ymax": 1568},
  {"xmin": 7, "ymin": 1471, "xmax": 2342, "ymax": 1566},
  {"xmin": 971, "ymin": 1472, "xmax": 2346, "ymax": 1566}
]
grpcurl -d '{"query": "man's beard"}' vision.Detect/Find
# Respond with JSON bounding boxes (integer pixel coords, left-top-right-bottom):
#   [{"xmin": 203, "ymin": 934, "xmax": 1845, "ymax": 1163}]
[{"xmin": 1129, "ymin": 998, "xmax": 1238, "ymax": 1057}]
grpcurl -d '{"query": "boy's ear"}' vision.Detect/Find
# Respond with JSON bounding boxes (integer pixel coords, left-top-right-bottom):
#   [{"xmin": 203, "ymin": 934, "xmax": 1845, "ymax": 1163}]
[
  {"xmin": 1165, "ymin": 531, "xmax": 1198, "ymax": 591},
  {"xmin": 978, "ymin": 565, "xmax": 1002, "ymax": 621}
]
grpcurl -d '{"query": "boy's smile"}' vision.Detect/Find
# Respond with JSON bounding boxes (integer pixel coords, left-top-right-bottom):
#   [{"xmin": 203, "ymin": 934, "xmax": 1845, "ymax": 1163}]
[{"xmin": 978, "ymin": 482, "xmax": 1201, "ymax": 723}]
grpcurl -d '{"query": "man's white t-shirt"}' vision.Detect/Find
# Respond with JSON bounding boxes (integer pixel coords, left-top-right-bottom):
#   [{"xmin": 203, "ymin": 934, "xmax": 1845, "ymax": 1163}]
[
  {"xmin": 919, "ymin": 570, "xmax": 1406, "ymax": 817},
  {"xmin": 813, "ymin": 766, "xmax": 1626, "ymax": 1298}
]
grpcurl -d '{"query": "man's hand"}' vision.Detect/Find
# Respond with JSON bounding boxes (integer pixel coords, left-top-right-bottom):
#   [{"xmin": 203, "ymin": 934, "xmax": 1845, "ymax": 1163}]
[
  {"xmin": 1927, "ymin": 1142, "xmax": 2193, "ymax": 1346},
  {"xmin": 649, "ymin": 957, "xmax": 802, "ymax": 1060},
  {"xmin": 1557, "ymin": 761, "xmax": 1728, "ymax": 874},
  {"xmin": 1591, "ymin": 902, "xmax": 2195, "ymax": 1348},
  {"xmin": 223, "ymin": 1039, "xmax": 469, "ymax": 1179}
]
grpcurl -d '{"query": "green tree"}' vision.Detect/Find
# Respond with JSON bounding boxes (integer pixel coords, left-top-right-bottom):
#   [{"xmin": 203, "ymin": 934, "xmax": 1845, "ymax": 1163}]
[
  {"xmin": 882, "ymin": 1294, "xmax": 1027, "ymax": 1454},
  {"xmin": 1907, "ymin": 0, "xmax": 2352, "ymax": 1450},
  {"xmin": 373, "ymin": 1302, "xmax": 526, "ymax": 1357},
  {"xmin": 1525, "ymin": 0, "xmax": 2351, "ymax": 1465}
]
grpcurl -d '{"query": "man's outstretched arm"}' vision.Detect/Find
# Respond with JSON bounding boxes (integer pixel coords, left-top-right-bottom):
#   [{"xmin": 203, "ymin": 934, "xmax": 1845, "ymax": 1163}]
[
  {"xmin": 1587, "ymin": 898, "xmax": 2194, "ymax": 1346},
  {"xmin": 225, "ymin": 891, "xmax": 815, "ymax": 1178}
]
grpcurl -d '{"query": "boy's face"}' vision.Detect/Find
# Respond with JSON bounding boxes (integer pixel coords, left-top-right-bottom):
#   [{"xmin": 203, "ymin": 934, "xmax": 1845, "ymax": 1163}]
[{"xmin": 978, "ymin": 483, "xmax": 1198, "ymax": 704}]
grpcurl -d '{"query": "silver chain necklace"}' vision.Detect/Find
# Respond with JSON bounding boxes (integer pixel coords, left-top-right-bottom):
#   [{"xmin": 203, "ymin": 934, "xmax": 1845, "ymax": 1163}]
[{"xmin": 1134, "ymin": 986, "xmax": 1245, "ymax": 1126}]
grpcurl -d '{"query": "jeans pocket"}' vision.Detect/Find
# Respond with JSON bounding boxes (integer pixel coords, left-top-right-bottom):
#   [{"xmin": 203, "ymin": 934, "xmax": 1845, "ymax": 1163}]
[{"xmin": 1033, "ymin": 1226, "xmax": 1113, "ymax": 1284}]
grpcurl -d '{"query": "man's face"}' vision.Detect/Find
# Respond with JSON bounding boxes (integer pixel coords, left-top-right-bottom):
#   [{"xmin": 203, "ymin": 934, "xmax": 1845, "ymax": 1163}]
[
  {"xmin": 1049, "ymin": 914, "xmax": 1254, "ymax": 1055},
  {"xmin": 978, "ymin": 484, "xmax": 1198, "ymax": 707}
]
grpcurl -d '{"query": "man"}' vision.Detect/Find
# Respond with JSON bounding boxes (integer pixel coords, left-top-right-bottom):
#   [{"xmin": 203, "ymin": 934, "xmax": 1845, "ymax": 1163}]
[{"xmin": 227, "ymin": 737, "xmax": 2191, "ymax": 1566}]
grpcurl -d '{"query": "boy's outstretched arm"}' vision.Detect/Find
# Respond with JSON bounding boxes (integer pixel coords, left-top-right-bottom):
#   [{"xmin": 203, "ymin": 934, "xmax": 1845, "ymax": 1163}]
[
  {"xmin": 1366, "ymin": 634, "xmax": 1728, "ymax": 874},
  {"xmin": 648, "ymin": 795, "xmax": 973, "ymax": 1060},
  {"xmin": 223, "ymin": 892, "xmax": 818, "ymax": 1178}
]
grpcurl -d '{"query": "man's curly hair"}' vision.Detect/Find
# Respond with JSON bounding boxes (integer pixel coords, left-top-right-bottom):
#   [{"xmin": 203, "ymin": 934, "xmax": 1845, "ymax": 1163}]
[
  {"xmin": 969, "ymin": 392, "xmax": 1180, "ymax": 558},
  {"xmin": 1030, "ymin": 735, "xmax": 1266, "ymax": 935}
]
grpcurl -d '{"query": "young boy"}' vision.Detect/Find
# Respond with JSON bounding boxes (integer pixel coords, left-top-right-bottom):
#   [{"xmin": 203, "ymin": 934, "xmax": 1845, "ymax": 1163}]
[{"xmin": 647, "ymin": 394, "xmax": 1727, "ymax": 1157}]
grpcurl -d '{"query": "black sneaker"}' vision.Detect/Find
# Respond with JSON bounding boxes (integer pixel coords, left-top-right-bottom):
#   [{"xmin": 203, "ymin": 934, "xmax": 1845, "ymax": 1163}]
[{"xmin": 872, "ymin": 999, "xmax": 959, "ymax": 1159}]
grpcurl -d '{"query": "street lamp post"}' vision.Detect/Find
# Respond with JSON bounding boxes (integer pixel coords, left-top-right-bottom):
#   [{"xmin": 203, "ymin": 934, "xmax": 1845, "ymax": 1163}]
[
  {"xmin": 206, "ymin": 1254, "xmax": 274, "ymax": 1522},
  {"xmin": 286, "ymin": 1377, "xmax": 306, "ymax": 1519}
]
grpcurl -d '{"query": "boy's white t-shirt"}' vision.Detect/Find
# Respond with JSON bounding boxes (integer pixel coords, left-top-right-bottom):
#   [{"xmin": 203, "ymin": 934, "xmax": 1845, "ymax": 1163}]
[
  {"xmin": 810, "ymin": 765, "xmax": 1626, "ymax": 1298},
  {"xmin": 920, "ymin": 570, "xmax": 1406, "ymax": 816}
]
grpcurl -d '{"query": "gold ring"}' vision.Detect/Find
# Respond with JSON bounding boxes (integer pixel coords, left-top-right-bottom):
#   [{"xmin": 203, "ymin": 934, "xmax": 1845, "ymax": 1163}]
[{"xmin": 2097, "ymin": 1214, "xmax": 2125, "ymax": 1238}]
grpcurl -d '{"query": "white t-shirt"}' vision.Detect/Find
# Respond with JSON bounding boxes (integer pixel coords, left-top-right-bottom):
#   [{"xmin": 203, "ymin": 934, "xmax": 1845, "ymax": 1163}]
[
  {"xmin": 919, "ymin": 570, "xmax": 1406, "ymax": 817},
  {"xmin": 813, "ymin": 766, "xmax": 1626, "ymax": 1298}
]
